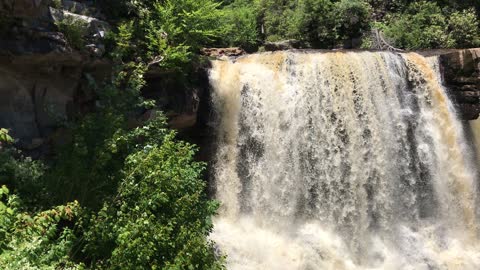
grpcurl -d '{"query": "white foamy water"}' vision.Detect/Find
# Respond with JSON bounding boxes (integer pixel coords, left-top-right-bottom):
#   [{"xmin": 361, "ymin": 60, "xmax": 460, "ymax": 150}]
[{"xmin": 209, "ymin": 51, "xmax": 480, "ymax": 270}]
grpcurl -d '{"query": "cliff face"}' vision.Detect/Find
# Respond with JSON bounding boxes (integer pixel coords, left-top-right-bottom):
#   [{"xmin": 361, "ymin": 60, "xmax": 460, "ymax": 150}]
[
  {"xmin": 0, "ymin": 0, "xmax": 112, "ymax": 153},
  {"xmin": 439, "ymin": 49, "xmax": 480, "ymax": 120}
]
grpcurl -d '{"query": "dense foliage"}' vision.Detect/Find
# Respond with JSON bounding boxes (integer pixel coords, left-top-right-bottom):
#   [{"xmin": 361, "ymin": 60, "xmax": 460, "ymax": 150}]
[
  {"xmin": 215, "ymin": 0, "xmax": 480, "ymax": 50},
  {"xmin": 1, "ymin": 97, "xmax": 222, "ymax": 269},
  {"xmin": 379, "ymin": 1, "xmax": 480, "ymax": 49},
  {"xmin": 1, "ymin": 0, "xmax": 479, "ymax": 268},
  {"xmin": 0, "ymin": 36, "xmax": 223, "ymax": 269}
]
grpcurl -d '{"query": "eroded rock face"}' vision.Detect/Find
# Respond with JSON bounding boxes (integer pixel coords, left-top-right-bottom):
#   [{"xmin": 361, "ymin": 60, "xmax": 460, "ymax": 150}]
[
  {"xmin": 0, "ymin": 55, "xmax": 109, "ymax": 150},
  {"xmin": 439, "ymin": 49, "xmax": 480, "ymax": 120},
  {"xmin": 0, "ymin": 0, "xmax": 110, "ymax": 152}
]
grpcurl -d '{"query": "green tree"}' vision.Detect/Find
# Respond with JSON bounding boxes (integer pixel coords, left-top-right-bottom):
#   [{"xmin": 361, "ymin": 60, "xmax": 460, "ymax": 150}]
[
  {"xmin": 334, "ymin": 0, "xmax": 372, "ymax": 47},
  {"xmin": 258, "ymin": 0, "xmax": 297, "ymax": 42},
  {"xmin": 112, "ymin": 0, "xmax": 223, "ymax": 71},
  {"xmin": 382, "ymin": 1, "xmax": 452, "ymax": 49},
  {"xmin": 81, "ymin": 128, "xmax": 223, "ymax": 269},
  {"xmin": 220, "ymin": 0, "xmax": 261, "ymax": 51},
  {"xmin": 289, "ymin": 0, "xmax": 336, "ymax": 48},
  {"xmin": 448, "ymin": 8, "xmax": 480, "ymax": 48},
  {"xmin": 43, "ymin": 63, "xmax": 149, "ymax": 209},
  {"xmin": 0, "ymin": 128, "xmax": 47, "ymax": 208}
]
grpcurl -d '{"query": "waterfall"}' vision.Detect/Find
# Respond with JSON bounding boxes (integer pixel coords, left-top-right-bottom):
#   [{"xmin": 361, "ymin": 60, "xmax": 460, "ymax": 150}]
[{"xmin": 208, "ymin": 51, "xmax": 480, "ymax": 270}]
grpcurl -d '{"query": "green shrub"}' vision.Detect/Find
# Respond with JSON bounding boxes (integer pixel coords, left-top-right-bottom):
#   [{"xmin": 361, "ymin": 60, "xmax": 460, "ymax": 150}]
[
  {"xmin": 94, "ymin": 0, "xmax": 132, "ymax": 21},
  {"xmin": 111, "ymin": 0, "xmax": 223, "ymax": 71},
  {"xmin": 43, "ymin": 64, "xmax": 149, "ymax": 209},
  {"xmin": 259, "ymin": 0, "xmax": 297, "ymax": 42},
  {"xmin": 0, "ymin": 70, "xmax": 224, "ymax": 268},
  {"xmin": 448, "ymin": 8, "xmax": 480, "ymax": 48},
  {"xmin": 382, "ymin": 1, "xmax": 452, "ymax": 49},
  {"xmin": 220, "ymin": 0, "xmax": 260, "ymax": 51},
  {"xmin": 51, "ymin": 0, "xmax": 62, "ymax": 8},
  {"xmin": 334, "ymin": 0, "xmax": 372, "ymax": 44},
  {"xmin": 82, "ymin": 131, "xmax": 223, "ymax": 269},
  {"xmin": 0, "ymin": 129, "xmax": 47, "ymax": 208},
  {"xmin": 0, "ymin": 128, "xmax": 13, "ymax": 144},
  {"xmin": 55, "ymin": 16, "xmax": 89, "ymax": 50},
  {"xmin": 290, "ymin": 0, "xmax": 337, "ymax": 48},
  {"xmin": 0, "ymin": 185, "xmax": 84, "ymax": 270},
  {"xmin": 0, "ymin": 151, "xmax": 46, "ymax": 207}
]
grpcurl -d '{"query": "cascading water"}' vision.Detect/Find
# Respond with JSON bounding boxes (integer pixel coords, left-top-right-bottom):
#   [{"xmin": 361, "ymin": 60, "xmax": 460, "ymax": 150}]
[{"xmin": 208, "ymin": 51, "xmax": 480, "ymax": 270}]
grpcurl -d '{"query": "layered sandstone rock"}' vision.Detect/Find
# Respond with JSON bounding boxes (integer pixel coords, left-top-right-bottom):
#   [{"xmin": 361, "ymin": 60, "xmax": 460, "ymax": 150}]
[{"xmin": 439, "ymin": 49, "xmax": 480, "ymax": 120}]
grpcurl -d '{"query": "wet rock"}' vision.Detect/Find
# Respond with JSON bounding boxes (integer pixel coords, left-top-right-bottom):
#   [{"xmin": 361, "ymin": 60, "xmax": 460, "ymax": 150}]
[
  {"xmin": 264, "ymin": 40, "xmax": 301, "ymax": 51},
  {"xmin": 439, "ymin": 48, "xmax": 480, "ymax": 120},
  {"xmin": 201, "ymin": 47, "xmax": 245, "ymax": 58},
  {"xmin": 454, "ymin": 91, "xmax": 480, "ymax": 104}
]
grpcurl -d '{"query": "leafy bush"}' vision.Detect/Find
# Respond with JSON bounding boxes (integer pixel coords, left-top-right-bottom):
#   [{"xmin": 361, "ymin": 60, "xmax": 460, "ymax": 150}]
[
  {"xmin": 259, "ymin": 0, "xmax": 304, "ymax": 43},
  {"xmin": 0, "ymin": 151, "xmax": 46, "ymax": 207},
  {"xmin": 379, "ymin": 1, "xmax": 480, "ymax": 49},
  {"xmin": 289, "ymin": 0, "xmax": 336, "ymax": 48},
  {"xmin": 381, "ymin": 1, "xmax": 452, "ymax": 49},
  {"xmin": 0, "ymin": 128, "xmax": 13, "ymax": 144},
  {"xmin": 1, "ymin": 83, "xmax": 224, "ymax": 269},
  {"xmin": 334, "ymin": 0, "xmax": 372, "ymax": 45},
  {"xmin": 0, "ymin": 185, "xmax": 84, "ymax": 270},
  {"xmin": 220, "ymin": 0, "xmax": 260, "ymax": 51},
  {"xmin": 82, "ymin": 131, "xmax": 223, "ymax": 269},
  {"xmin": 111, "ymin": 0, "xmax": 223, "ymax": 71},
  {"xmin": 0, "ymin": 129, "xmax": 47, "ymax": 208},
  {"xmin": 448, "ymin": 8, "xmax": 480, "ymax": 48},
  {"xmin": 94, "ymin": 0, "xmax": 133, "ymax": 21},
  {"xmin": 43, "ymin": 63, "xmax": 150, "ymax": 209},
  {"xmin": 55, "ymin": 16, "xmax": 89, "ymax": 50},
  {"xmin": 256, "ymin": 0, "xmax": 372, "ymax": 48}
]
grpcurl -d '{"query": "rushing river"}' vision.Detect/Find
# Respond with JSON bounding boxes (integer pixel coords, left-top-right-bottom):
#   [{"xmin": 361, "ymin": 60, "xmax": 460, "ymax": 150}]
[{"xmin": 208, "ymin": 51, "xmax": 480, "ymax": 270}]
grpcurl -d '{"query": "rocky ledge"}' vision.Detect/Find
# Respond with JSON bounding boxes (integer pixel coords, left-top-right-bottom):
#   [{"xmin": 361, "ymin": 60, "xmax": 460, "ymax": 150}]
[{"xmin": 438, "ymin": 49, "xmax": 480, "ymax": 120}]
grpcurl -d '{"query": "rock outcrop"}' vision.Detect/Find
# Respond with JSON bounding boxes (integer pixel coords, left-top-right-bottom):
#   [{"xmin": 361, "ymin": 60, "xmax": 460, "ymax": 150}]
[
  {"xmin": 439, "ymin": 49, "xmax": 480, "ymax": 120},
  {"xmin": 0, "ymin": 0, "xmax": 110, "ymax": 152}
]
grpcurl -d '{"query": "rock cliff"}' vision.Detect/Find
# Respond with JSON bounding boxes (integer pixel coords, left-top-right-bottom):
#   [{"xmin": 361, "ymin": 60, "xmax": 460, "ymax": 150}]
[
  {"xmin": 439, "ymin": 49, "xmax": 480, "ymax": 120},
  {"xmin": 0, "ymin": 0, "xmax": 111, "ymax": 151}
]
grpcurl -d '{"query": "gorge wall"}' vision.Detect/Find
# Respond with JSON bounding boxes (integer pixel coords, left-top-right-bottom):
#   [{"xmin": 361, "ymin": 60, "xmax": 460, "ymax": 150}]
[{"xmin": 437, "ymin": 49, "xmax": 480, "ymax": 120}]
